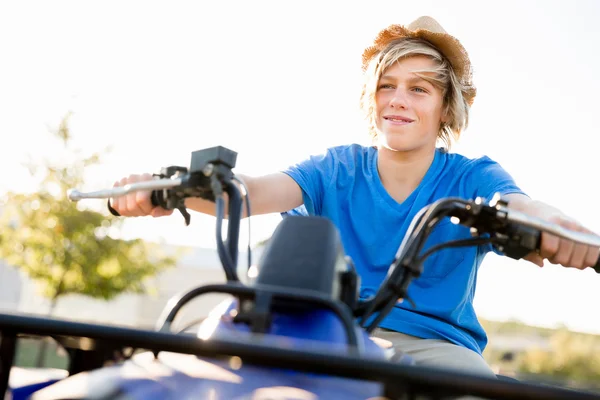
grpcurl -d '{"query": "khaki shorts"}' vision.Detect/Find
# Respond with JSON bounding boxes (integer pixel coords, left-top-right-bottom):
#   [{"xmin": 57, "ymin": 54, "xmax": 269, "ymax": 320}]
[{"xmin": 371, "ymin": 328, "xmax": 497, "ymax": 379}]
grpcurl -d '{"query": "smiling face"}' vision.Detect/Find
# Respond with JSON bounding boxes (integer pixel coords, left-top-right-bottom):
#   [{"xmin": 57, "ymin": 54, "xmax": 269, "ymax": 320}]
[
  {"xmin": 360, "ymin": 38, "xmax": 471, "ymax": 151},
  {"xmin": 374, "ymin": 55, "xmax": 446, "ymax": 152}
]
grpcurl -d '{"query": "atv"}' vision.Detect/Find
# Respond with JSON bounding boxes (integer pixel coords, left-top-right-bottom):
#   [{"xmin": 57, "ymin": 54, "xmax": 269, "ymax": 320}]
[{"xmin": 2, "ymin": 146, "xmax": 599, "ymax": 400}]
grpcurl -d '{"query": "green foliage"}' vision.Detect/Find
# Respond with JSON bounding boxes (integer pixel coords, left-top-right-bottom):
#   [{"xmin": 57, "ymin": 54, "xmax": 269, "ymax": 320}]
[
  {"xmin": 0, "ymin": 113, "xmax": 176, "ymax": 302},
  {"xmin": 481, "ymin": 319, "xmax": 600, "ymax": 390},
  {"xmin": 517, "ymin": 328, "xmax": 600, "ymax": 387},
  {"xmin": 14, "ymin": 338, "xmax": 68, "ymax": 370}
]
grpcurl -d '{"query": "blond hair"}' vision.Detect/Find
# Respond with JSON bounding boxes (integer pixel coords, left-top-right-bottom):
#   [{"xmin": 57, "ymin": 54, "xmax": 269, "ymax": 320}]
[{"xmin": 360, "ymin": 38, "xmax": 470, "ymax": 148}]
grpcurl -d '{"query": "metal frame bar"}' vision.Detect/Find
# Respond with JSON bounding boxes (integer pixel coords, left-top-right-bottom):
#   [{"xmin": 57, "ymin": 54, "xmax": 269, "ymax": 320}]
[{"xmin": 0, "ymin": 312, "xmax": 598, "ymax": 400}]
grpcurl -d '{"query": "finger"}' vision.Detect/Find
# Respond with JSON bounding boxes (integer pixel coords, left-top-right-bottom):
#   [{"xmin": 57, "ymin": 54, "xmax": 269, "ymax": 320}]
[
  {"xmin": 569, "ymin": 241, "xmax": 588, "ymax": 270},
  {"xmin": 110, "ymin": 180, "xmax": 121, "ymax": 214},
  {"xmin": 584, "ymin": 246, "xmax": 600, "ymax": 269},
  {"xmin": 538, "ymin": 231, "xmax": 559, "ymax": 261},
  {"xmin": 549, "ymin": 237, "xmax": 574, "ymax": 266},
  {"xmin": 568, "ymin": 223, "xmax": 589, "ymax": 269},
  {"xmin": 579, "ymin": 226, "xmax": 600, "ymax": 269},
  {"xmin": 548, "ymin": 220, "xmax": 578, "ymax": 266},
  {"xmin": 150, "ymin": 207, "xmax": 173, "ymax": 218},
  {"xmin": 126, "ymin": 175, "xmax": 146, "ymax": 216},
  {"xmin": 135, "ymin": 173, "xmax": 155, "ymax": 215},
  {"xmin": 114, "ymin": 177, "xmax": 131, "ymax": 215},
  {"xmin": 523, "ymin": 252, "xmax": 544, "ymax": 268}
]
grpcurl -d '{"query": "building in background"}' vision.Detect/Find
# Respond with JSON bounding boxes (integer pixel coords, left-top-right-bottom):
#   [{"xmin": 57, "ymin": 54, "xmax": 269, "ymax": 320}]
[{"xmin": 0, "ymin": 245, "xmax": 261, "ymax": 331}]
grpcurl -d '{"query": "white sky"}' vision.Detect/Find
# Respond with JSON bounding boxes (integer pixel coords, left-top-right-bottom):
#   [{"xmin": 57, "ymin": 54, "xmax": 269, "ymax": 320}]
[{"xmin": 1, "ymin": 0, "xmax": 600, "ymax": 334}]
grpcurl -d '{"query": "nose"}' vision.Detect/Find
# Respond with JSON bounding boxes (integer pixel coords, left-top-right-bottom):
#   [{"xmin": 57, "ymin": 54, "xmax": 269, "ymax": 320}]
[{"xmin": 389, "ymin": 88, "xmax": 409, "ymax": 109}]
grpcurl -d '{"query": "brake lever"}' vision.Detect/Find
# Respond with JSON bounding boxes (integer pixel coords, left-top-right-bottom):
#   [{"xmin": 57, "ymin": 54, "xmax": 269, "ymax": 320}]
[
  {"xmin": 177, "ymin": 206, "xmax": 191, "ymax": 226},
  {"xmin": 492, "ymin": 223, "xmax": 539, "ymax": 261}
]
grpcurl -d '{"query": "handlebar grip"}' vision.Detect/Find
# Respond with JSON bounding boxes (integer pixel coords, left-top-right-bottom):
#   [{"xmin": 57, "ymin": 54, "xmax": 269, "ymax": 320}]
[
  {"xmin": 107, "ymin": 200, "xmax": 120, "ymax": 216},
  {"xmin": 150, "ymin": 190, "xmax": 161, "ymax": 207}
]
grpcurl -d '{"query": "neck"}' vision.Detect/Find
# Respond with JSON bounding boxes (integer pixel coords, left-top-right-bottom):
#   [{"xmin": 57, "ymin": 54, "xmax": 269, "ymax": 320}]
[{"xmin": 376, "ymin": 144, "xmax": 437, "ymax": 203}]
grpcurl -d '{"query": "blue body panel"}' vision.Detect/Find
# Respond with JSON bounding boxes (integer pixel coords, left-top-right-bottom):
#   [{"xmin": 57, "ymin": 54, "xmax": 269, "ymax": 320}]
[
  {"xmin": 117, "ymin": 301, "xmax": 395, "ymax": 398},
  {"xmin": 17, "ymin": 299, "xmax": 410, "ymax": 399},
  {"xmin": 207, "ymin": 300, "xmax": 387, "ymax": 355},
  {"xmin": 74, "ymin": 353, "xmax": 385, "ymax": 400},
  {"xmin": 11, "ymin": 380, "xmax": 61, "ymax": 400}
]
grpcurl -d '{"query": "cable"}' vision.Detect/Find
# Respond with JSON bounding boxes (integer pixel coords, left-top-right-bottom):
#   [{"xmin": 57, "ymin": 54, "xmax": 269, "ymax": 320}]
[
  {"xmin": 232, "ymin": 175, "xmax": 253, "ymax": 277},
  {"xmin": 416, "ymin": 237, "xmax": 492, "ymax": 264},
  {"xmin": 363, "ymin": 236, "xmax": 494, "ymax": 333},
  {"xmin": 215, "ymin": 195, "xmax": 237, "ymax": 281},
  {"xmin": 359, "ymin": 199, "xmax": 469, "ymax": 328}
]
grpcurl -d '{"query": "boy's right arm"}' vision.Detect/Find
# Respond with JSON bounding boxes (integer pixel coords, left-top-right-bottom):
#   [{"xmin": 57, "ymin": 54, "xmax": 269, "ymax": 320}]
[{"xmin": 110, "ymin": 172, "xmax": 303, "ymax": 218}]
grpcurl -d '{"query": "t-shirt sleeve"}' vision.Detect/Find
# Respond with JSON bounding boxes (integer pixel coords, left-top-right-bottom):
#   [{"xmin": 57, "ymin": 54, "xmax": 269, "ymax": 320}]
[
  {"xmin": 468, "ymin": 156, "xmax": 528, "ymax": 201},
  {"xmin": 465, "ymin": 156, "xmax": 529, "ymax": 256},
  {"xmin": 280, "ymin": 148, "xmax": 337, "ymax": 217}
]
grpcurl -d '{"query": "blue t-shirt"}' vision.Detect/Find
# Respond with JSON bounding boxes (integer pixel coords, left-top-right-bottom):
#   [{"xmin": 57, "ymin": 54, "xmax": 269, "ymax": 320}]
[{"xmin": 281, "ymin": 144, "xmax": 526, "ymax": 354}]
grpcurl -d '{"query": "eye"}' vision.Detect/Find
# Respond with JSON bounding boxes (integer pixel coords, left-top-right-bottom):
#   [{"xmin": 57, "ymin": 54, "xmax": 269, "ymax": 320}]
[
  {"xmin": 377, "ymin": 84, "xmax": 395, "ymax": 90},
  {"xmin": 412, "ymin": 87, "xmax": 428, "ymax": 93}
]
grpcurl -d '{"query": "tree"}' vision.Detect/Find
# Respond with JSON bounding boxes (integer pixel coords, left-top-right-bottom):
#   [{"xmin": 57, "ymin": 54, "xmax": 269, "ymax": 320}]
[
  {"xmin": 481, "ymin": 319, "xmax": 600, "ymax": 391},
  {"xmin": 0, "ymin": 113, "xmax": 177, "ymax": 366},
  {"xmin": 517, "ymin": 328, "xmax": 600, "ymax": 390}
]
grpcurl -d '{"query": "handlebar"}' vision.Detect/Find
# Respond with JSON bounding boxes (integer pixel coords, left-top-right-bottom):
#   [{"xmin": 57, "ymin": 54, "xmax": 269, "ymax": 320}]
[
  {"xmin": 70, "ymin": 146, "xmax": 245, "ymax": 282},
  {"xmin": 67, "ymin": 178, "xmax": 184, "ymax": 201},
  {"xmin": 357, "ymin": 194, "xmax": 600, "ymax": 333},
  {"xmin": 489, "ymin": 194, "xmax": 600, "ymax": 269},
  {"xmin": 67, "ymin": 146, "xmax": 600, "ymax": 333},
  {"xmin": 503, "ymin": 207, "xmax": 600, "ymax": 248}
]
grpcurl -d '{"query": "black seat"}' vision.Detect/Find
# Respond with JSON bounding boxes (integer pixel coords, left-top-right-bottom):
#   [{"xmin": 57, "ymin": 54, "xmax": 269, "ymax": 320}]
[{"xmin": 255, "ymin": 216, "xmax": 346, "ymax": 300}]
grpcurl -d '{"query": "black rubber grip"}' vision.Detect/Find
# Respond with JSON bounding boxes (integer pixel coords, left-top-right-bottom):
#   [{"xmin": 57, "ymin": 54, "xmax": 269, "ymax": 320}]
[
  {"xmin": 150, "ymin": 190, "xmax": 160, "ymax": 207},
  {"xmin": 107, "ymin": 200, "xmax": 120, "ymax": 216}
]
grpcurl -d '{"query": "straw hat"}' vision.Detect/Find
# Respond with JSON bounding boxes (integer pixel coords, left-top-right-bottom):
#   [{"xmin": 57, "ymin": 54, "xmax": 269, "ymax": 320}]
[{"xmin": 362, "ymin": 16, "xmax": 476, "ymax": 105}]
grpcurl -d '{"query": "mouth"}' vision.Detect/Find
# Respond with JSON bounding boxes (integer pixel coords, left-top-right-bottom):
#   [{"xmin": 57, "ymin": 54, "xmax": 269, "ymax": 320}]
[{"xmin": 383, "ymin": 115, "xmax": 414, "ymax": 124}]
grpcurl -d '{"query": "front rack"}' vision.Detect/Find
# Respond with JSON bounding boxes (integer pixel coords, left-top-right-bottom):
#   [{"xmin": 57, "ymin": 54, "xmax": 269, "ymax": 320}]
[{"xmin": 1, "ymin": 310, "xmax": 599, "ymax": 400}]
